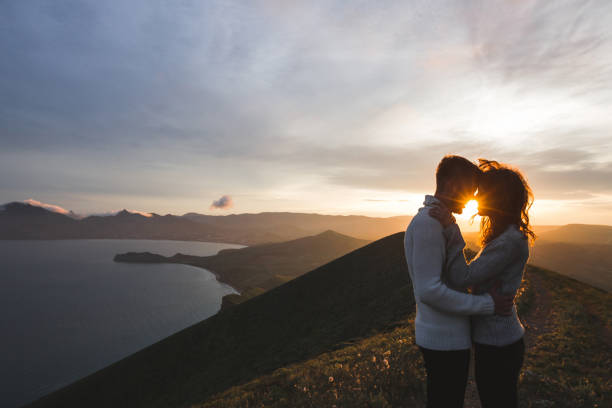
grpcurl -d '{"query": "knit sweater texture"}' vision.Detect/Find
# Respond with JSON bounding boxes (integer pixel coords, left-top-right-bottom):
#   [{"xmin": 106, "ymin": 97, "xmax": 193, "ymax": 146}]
[
  {"xmin": 403, "ymin": 195, "xmax": 495, "ymax": 351},
  {"xmin": 443, "ymin": 220, "xmax": 530, "ymax": 346}
]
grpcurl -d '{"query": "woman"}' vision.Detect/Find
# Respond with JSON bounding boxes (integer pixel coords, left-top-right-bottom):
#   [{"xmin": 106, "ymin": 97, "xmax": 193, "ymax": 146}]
[{"xmin": 429, "ymin": 158, "xmax": 536, "ymax": 408}]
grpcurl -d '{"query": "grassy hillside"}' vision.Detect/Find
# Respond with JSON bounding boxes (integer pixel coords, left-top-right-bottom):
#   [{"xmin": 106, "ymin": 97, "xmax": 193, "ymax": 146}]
[
  {"xmin": 195, "ymin": 265, "xmax": 611, "ymax": 408},
  {"xmin": 25, "ymin": 232, "xmax": 414, "ymax": 408}
]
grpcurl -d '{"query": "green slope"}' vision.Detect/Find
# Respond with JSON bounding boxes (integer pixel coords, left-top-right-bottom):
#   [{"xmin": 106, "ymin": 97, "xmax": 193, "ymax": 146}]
[
  {"xmin": 25, "ymin": 232, "xmax": 414, "ymax": 408},
  {"xmin": 196, "ymin": 266, "xmax": 612, "ymax": 408}
]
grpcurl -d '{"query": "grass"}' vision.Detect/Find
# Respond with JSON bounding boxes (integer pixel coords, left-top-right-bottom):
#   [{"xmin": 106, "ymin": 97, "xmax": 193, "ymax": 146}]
[
  {"xmin": 194, "ymin": 266, "xmax": 611, "ymax": 408},
  {"xmin": 195, "ymin": 316, "xmax": 427, "ymax": 408},
  {"xmin": 518, "ymin": 266, "xmax": 611, "ymax": 408}
]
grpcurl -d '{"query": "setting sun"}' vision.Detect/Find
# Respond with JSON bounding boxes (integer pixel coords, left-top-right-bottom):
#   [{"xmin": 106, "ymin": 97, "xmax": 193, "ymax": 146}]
[{"xmin": 458, "ymin": 199, "xmax": 480, "ymax": 221}]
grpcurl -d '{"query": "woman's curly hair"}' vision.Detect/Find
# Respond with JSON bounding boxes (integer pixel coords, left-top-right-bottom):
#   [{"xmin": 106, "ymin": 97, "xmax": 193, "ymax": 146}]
[{"xmin": 477, "ymin": 159, "xmax": 536, "ymax": 247}]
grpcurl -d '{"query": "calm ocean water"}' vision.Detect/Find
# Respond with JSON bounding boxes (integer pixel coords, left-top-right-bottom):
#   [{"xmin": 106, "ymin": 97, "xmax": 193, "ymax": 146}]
[{"xmin": 0, "ymin": 239, "xmax": 244, "ymax": 408}]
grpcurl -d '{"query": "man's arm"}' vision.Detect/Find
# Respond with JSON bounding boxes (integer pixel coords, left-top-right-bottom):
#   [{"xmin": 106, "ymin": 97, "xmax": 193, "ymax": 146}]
[
  {"xmin": 408, "ymin": 219, "xmax": 494, "ymax": 316},
  {"xmin": 442, "ymin": 223, "xmax": 519, "ymax": 288}
]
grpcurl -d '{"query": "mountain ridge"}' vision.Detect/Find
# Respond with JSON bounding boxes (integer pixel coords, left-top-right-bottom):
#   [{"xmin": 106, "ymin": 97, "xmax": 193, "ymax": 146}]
[{"xmin": 0, "ymin": 201, "xmax": 412, "ymax": 245}]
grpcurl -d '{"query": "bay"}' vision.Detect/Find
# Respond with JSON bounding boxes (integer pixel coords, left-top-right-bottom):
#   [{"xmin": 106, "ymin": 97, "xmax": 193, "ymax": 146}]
[{"xmin": 0, "ymin": 239, "xmax": 244, "ymax": 408}]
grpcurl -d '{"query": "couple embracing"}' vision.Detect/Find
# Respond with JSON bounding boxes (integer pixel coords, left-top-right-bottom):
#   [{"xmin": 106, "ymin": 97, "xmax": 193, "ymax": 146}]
[{"xmin": 404, "ymin": 155, "xmax": 535, "ymax": 408}]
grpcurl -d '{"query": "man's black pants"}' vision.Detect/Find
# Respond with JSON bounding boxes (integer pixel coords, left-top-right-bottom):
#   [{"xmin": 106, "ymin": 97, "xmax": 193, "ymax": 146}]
[
  {"xmin": 474, "ymin": 337, "xmax": 525, "ymax": 408},
  {"xmin": 418, "ymin": 346, "xmax": 470, "ymax": 408}
]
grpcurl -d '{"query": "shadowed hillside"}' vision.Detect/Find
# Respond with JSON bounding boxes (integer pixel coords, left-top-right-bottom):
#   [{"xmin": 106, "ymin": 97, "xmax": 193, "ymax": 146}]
[
  {"xmin": 194, "ymin": 265, "xmax": 611, "ymax": 408},
  {"xmin": 24, "ymin": 233, "xmax": 414, "ymax": 408}
]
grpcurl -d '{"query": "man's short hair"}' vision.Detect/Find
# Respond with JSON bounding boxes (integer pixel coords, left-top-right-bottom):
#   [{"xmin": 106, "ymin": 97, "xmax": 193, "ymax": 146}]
[{"xmin": 435, "ymin": 155, "xmax": 480, "ymax": 189}]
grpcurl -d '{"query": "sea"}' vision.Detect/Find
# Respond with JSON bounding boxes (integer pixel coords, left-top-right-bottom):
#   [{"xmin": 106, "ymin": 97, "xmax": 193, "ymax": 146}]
[{"xmin": 0, "ymin": 239, "xmax": 244, "ymax": 408}]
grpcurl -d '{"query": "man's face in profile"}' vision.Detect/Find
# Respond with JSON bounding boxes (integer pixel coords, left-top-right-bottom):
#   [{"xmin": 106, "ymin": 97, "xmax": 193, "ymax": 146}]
[{"xmin": 449, "ymin": 176, "xmax": 478, "ymax": 214}]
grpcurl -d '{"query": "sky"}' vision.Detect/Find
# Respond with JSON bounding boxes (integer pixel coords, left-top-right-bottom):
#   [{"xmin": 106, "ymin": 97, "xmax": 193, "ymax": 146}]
[{"xmin": 1, "ymin": 0, "xmax": 612, "ymax": 226}]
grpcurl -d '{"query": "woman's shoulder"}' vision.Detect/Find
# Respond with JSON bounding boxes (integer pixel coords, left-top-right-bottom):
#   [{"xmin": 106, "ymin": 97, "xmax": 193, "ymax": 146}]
[
  {"xmin": 484, "ymin": 225, "xmax": 527, "ymax": 250},
  {"xmin": 502, "ymin": 225, "xmax": 530, "ymax": 251}
]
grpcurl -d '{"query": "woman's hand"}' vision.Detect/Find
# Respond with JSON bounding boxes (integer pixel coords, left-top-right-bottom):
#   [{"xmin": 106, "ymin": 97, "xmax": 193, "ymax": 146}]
[{"xmin": 429, "ymin": 205, "xmax": 456, "ymax": 228}]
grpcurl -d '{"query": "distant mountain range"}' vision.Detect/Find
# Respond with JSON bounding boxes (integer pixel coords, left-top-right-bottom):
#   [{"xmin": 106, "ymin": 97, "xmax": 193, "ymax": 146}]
[{"xmin": 0, "ymin": 201, "xmax": 412, "ymax": 245}]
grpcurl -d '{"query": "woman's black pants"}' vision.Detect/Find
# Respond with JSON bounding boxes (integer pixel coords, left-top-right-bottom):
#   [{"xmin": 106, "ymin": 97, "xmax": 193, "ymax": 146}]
[{"xmin": 474, "ymin": 337, "xmax": 525, "ymax": 408}]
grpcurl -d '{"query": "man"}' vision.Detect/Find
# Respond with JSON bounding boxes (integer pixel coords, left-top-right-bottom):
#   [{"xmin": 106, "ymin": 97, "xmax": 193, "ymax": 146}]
[{"xmin": 404, "ymin": 155, "xmax": 513, "ymax": 408}]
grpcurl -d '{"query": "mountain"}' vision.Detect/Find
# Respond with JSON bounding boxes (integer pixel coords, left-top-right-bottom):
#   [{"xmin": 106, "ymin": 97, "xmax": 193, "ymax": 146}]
[
  {"xmin": 115, "ymin": 230, "xmax": 371, "ymax": 305},
  {"xmin": 182, "ymin": 211, "xmax": 413, "ymax": 241},
  {"xmin": 22, "ymin": 232, "xmax": 611, "ymax": 408},
  {"xmin": 0, "ymin": 201, "xmax": 81, "ymax": 239},
  {"xmin": 0, "ymin": 201, "xmax": 226, "ymax": 241},
  {"xmin": 535, "ymin": 224, "xmax": 612, "ymax": 245},
  {"xmin": 528, "ymin": 241, "xmax": 612, "ymax": 291},
  {"xmin": 1, "ymin": 201, "xmax": 411, "ymax": 245},
  {"xmin": 24, "ymin": 232, "xmax": 414, "ymax": 408}
]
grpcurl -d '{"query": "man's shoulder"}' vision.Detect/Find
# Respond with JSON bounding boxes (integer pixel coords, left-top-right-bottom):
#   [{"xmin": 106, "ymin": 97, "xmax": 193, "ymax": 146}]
[{"xmin": 406, "ymin": 208, "xmax": 444, "ymax": 235}]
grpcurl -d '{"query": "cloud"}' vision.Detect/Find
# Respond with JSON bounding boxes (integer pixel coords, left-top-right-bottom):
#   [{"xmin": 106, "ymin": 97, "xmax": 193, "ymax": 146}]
[
  {"xmin": 463, "ymin": 0, "xmax": 612, "ymax": 95},
  {"xmin": 0, "ymin": 1, "xmax": 611, "ymax": 221},
  {"xmin": 23, "ymin": 198, "xmax": 71, "ymax": 215},
  {"xmin": 210, "ymin": 195, "xmax": 233, "ymax": 210}
]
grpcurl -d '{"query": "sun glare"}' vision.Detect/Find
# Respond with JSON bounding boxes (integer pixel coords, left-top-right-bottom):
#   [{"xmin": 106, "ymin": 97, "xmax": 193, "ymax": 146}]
[{"xmin": 458, "ymin": 199, "xmax": 479, "ymax": 221}]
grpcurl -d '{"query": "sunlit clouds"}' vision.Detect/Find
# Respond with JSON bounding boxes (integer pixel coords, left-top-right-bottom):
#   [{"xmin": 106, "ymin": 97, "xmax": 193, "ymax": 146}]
[
  {"xmin": 23, "ymin": 199, "xmax": 71, "ymax": 215},
  {"xmin": 1, "ymin": 1, "xmax": 611, "ymax": 224}
]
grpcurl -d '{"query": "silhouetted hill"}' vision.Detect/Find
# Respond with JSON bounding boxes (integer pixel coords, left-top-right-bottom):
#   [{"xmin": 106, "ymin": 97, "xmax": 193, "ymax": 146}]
[
  {"xmin": 115, "ymin": 230, "xmax": 371, "ymax": 303},
  {"xmin": 24, "ymin": 232, "xmax": 414, "ymax": 408},
  {"xmin": 196, "ymin": 265, "xmax": 611, "ymax": 408},
  {"xmin": 0, "ymin": 201, "xmax": 80, "ymax": 238},
  {"xmin": 0, "ymin": 201, "xmax": 232, "ymax": 242},
  {"xmin": 528, "ymin": 241, "xmax": 612, "ymax": 291}
]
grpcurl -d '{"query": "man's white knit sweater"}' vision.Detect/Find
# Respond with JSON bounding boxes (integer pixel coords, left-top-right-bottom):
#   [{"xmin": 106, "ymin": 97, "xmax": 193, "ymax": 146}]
[{"xmin": 404, "ymin": 195, "xmax": 495, "ymax": 350}]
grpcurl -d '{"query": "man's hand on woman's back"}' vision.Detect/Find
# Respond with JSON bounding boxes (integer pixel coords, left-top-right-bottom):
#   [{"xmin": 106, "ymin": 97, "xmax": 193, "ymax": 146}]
[{"xmin": 488, "ymin": 280, "xmax": 514, "ymax": 316}]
